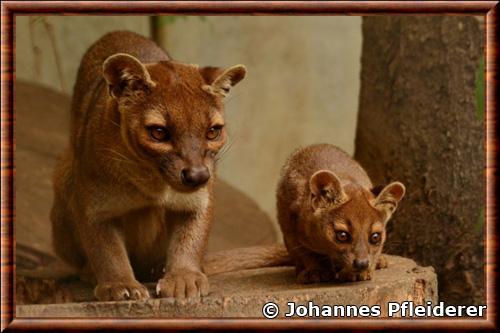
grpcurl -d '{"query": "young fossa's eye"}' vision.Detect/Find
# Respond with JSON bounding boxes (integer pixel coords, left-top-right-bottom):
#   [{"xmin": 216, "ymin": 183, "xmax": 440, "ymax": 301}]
[
  {"xmin": 335, "ymin": 231, "xmax": 351, "ymax": 243},
  {"xmin": 370, "ymin": 232, "xmax": 382, "ymax": 244}
]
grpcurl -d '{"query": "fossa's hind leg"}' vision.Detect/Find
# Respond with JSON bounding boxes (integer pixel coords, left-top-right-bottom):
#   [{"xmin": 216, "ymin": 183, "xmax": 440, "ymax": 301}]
[{"xmin": 51, "ymin": 196, "xmax": 85, "ymax": 270}]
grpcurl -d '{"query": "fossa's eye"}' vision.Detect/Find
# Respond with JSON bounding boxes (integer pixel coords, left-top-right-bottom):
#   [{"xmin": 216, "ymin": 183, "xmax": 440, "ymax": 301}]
[
  {"xmin": 335, "ymin": 231, "xmax": 351, "ymax": 243},
  {"xmin": 206, "ymin": 125, "xmax": 223, "ymax": 140},
  {"xmin": 148, "ymin": 126, "xmax": 170, "ymax": 142},
  {"xmin": 370, "ymin": 232, "xmax": 381, "ymax": 244}
]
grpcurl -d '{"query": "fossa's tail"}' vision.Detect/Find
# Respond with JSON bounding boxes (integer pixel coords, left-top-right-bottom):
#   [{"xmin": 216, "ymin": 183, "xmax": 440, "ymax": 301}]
[{"xmin": 203, "ymin": 244, "xmax": 292, "ymax": 276}]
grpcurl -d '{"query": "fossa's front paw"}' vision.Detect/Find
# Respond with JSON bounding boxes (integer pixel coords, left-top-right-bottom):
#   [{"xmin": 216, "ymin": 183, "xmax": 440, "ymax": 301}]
[
  {"xmin": 156, "ymin": 269, "xmax": 209, "ymax": 300},
  {"xmin": 94, "ymin": 280, "xmax": 149, "ymax": 301},
  {"xmin": 337, "ymin": 269, "xmax": 372, "ymax": 282},
  {"xmin": 297, "ymin": 267, "xmax": 335, "ymax": 284}
]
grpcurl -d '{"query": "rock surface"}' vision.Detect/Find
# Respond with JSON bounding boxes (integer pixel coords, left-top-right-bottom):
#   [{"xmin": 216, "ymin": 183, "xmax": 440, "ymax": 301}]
[{"xmin": 17, "ymin": 255, "xmax": 437, "ymax": 318}]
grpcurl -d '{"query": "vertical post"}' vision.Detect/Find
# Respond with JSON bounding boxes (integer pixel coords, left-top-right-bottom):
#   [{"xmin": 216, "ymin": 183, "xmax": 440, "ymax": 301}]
[{"xmin": 355, "ymin": 16, "xmax": 485, "ymax": 305}]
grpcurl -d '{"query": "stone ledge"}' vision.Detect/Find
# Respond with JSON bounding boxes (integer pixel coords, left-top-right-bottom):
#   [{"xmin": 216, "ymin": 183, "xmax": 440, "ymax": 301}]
[{"xmin": 16, "ymin": 255, "xmax": 437, "ymax": 318}]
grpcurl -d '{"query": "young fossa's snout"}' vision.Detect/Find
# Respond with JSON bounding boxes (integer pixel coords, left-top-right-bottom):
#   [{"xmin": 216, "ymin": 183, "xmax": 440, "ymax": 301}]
[
  {"xmin": 51, "ymin": 31, "xmax": 246, "ymax": 301},
  {"xmin": 277, "ymin": 144, "xmax": 405, "ymax": 284}
]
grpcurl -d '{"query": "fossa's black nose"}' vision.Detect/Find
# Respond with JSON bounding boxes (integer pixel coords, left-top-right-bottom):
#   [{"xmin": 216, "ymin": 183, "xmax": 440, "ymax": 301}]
[
  {"xmin": 181, "ymin": 166, "xmax": 210, "ymax": 188},
  {"xmin": 353, "ymin": 258, "xmax": 369, "ymax": 271}
]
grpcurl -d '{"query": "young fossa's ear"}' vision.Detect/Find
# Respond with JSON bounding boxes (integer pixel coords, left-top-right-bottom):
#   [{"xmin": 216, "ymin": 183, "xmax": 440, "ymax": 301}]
[
  {"xmin": 102, "ymin": 53, "xmax": 156, "ymax": 99},
  {"xmin": 373, "ymin": 182, "xmax": 406, "ymax": 217},
  {"xmin": 200, "ymin": 65, "xmax": 247, "ymax": 97},
  {"xmin": 309, "ymin": 170, "xmax": 348, "ymax": 211}
]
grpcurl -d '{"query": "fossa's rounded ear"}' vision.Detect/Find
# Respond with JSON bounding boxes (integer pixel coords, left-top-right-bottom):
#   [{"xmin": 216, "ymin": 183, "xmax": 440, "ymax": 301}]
[
  {"xmin": 309, "ymin": 170, "xmax": 348, "ymax": 211},
  {"xmin": 373, "ymin": 182, "xmax": 406, "ymax": 216},
  {"xmin": 201, "ymin": 65, "xmax": 247, "ymax": 98},
  {"xmin": 102, "ymin": 53, "xmax": 155, "ymax": 99}
]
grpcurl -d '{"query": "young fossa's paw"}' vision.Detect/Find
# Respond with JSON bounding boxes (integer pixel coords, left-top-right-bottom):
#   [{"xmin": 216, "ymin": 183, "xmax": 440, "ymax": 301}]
[
  {"xmin": 156, "ymin": 269, "xmax": 209, "ymax": 300},
  {"xmin": 337, "ymin": 269, "xmax": 372, "ymax": 282},
  {"xmin": 376, "ymin": 255, "xmax": 388, "ymax": 269},
  {"xmin": 94, "ymin": 280, "xmax": 149, "ymax": 301},
  {"xmin": 297, "ymin": 267, "xmax": 335, "ymax": 284}
]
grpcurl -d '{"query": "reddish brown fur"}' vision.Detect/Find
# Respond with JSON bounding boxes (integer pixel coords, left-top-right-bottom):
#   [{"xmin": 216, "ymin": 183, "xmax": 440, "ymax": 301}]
[
  {"xmin": 51, "ymin": 31, "xmax": 246, "ymax": 301},
  {"xmin": 203, "ymin": 245, "xmax": 292, "ymax": 276},
  {"xmin": 276, "ymin": 144, "xmax": 405, "ymax": 283}
]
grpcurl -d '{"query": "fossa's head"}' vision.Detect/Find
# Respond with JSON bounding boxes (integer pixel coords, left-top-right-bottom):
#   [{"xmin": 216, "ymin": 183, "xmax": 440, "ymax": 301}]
[
  {"xmin": 102, "ymin": 53, "xmax": 246, "ymax": 192},
  {"xmin": 305, "ymin": 170, "xmax": 405, "ymax": 275}
]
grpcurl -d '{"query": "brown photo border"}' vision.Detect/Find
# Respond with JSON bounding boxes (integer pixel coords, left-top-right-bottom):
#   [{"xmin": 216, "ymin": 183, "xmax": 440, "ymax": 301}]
[{"xmin": 1, "ymin": 0, "xmax": 497, "ymax": 330}]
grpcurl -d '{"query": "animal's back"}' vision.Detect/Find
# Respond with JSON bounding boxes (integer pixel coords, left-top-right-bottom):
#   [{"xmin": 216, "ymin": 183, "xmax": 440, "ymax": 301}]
[
  {"xmin": 70, "ymin": 31, "xmax": 170, "ymax": 148},
  {"xmin": 278, "ymin": 144, "xmax": 373, "ymax": 215}
]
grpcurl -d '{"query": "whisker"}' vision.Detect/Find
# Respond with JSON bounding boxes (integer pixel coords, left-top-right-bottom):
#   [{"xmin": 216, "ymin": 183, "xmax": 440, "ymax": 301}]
[
  {"xmin": 98, "ymin": 147, "xmax": 137, "ymax": 165},
  {"xmin": 108, "ymin": 118, "xmax": 121, "ymax": 128},
  {"xmin": 105, "ymin": 157, "xmax": 137, "ymax": 166},
  {"xmin": 286, "ymin": 243, "xmax": 308, "ymax": 252},
  {"xmin": 215, "ymin": 140, "xmax": 235, "ymax": 164},
  {"xmin": 215, "ymin": 133, "xmax": 239, "ymax": 164}
]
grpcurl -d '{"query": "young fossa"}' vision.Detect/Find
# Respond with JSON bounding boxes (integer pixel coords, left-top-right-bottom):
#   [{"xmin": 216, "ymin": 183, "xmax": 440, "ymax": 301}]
[
  {"xmin": 50, "ymin": 31, "xmax": 247, "ymax": 301},
  {"xmin": 276, "ymin": 144, "xmax": 406, "ymax": 283}
]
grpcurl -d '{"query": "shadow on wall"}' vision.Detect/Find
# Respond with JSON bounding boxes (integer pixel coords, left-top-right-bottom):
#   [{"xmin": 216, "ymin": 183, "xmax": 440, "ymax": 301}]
[{"xmin": 15, "ymin": 16, "xmax": 151, "ymax": 94}]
